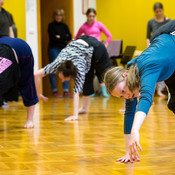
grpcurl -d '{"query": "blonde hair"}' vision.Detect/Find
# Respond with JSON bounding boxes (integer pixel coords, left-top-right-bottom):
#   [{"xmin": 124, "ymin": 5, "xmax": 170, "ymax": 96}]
[
  {"xmin": 104, "ymin": 65, "xmax": 140, "ymax": 95},
  {"xmin": 53, "ymin": 8, "xmax": 65, "ymax": 21}
]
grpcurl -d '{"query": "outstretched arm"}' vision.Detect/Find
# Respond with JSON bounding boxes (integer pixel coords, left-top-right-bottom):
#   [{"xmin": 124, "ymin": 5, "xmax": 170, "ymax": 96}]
[
  {"xmin": 117, "ymin": 98, "xmax": 138, "ymax": 163},
  {"xmin": 34, "ymin": 69, "xmax": 48, "ymax": 101},
  {"xmin": 129, "ymin": 111, "xmax": 145, "ymax": 162},
  {"xmin": 99, "ymin": 22, "xmax": 112, "ymax": 46}
]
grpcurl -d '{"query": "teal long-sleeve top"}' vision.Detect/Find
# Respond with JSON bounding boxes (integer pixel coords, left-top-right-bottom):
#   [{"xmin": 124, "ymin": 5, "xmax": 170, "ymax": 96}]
[{"xmin": 124, "ymin": 33, "xmax": 175, "ymax": 134}]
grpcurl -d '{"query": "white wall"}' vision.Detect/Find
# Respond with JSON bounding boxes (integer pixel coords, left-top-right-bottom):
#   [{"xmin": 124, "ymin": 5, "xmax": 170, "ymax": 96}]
[
  {"xmin": 25, "ymin": 0, "xmax": 39, "ymax": 72},
  {"xmin": 73, "ymin": 0, "xmax": 96, "ymax": 36}
]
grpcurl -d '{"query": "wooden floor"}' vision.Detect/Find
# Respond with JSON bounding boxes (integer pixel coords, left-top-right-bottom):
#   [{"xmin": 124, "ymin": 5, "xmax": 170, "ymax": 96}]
[{"xmin": 0, "ymin": 96, "xmax": 175, "ymax": 175}]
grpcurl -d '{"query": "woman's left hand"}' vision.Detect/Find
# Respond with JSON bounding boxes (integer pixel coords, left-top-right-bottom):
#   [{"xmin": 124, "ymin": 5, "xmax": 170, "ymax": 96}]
[{"xmin": 129, "ymin": 130, "xmax": 142, "ymax": 163}]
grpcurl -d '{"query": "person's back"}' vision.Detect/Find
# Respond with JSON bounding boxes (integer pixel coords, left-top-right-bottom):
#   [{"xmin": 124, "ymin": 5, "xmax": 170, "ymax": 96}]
[{"xmin": 0, "ymin": 36, "xmax": 32, "ymax": 62}]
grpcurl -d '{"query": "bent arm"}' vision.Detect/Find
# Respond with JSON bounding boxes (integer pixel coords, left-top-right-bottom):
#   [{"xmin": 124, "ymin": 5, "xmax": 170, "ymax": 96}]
[
  {"xmin": 75, "ymin": 26, "xmax": 84, "ymax": 39},
  {"xmin": 99, "ymin": 22, "xmax": 112, "ymax": 44}
]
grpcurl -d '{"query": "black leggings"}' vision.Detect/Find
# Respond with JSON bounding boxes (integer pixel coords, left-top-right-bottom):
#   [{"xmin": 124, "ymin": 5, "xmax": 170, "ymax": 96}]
[
  {"xmin": 79, "ymin": 36, "xmax": 112, "ymax": 95},
  {"xmin": 165, "ymin": 71, "xmax": 175, "ymax": 114}
]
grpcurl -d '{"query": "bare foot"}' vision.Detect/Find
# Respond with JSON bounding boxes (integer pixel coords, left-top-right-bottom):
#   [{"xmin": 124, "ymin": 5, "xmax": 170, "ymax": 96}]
[
  {"xmin": 78, "ymin": 108, "xmax": 87, "ymax": 114},
  {"xmin": 39, "ymin": 94, "xmax": 48, "ymax": 102},
  {"xmin": 24, "ymin": 120, "xmax": 34, "ymax": 128},
  {"xmin": 157, "ymin": 90, "xmax": 165, "ymax": 97},
  {"xmin": 64, "ymin": 116, "xmax": 78, "ymax": 121}
]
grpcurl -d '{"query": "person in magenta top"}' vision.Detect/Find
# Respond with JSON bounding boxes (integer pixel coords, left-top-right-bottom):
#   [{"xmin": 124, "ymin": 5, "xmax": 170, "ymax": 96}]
[
  {"xmin": 75, "ymin": 8, "xmax": 112, "ymax": 48},
  {"xmin": 75, "ymin": 8, "xmax": 112, "ymax": 98}
]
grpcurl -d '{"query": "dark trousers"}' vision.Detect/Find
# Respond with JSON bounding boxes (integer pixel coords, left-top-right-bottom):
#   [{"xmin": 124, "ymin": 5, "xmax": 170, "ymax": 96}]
[
  {"xmin": 80, "ymin": 36, "xmax": 112, "ymax": 96},
  {"xmin": 165, "ymin": 71, "xmax": 175, "ymax": 114}
]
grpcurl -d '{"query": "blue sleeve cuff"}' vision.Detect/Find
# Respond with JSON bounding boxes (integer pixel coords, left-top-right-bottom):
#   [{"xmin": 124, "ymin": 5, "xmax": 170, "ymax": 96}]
[{"xmin": 124, "ymin": 97, "xmax": 137, "ymax": 134}]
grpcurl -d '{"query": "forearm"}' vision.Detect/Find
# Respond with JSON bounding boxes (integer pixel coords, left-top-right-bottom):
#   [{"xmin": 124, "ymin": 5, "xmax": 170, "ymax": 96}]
[
  {"xmin": 131, "ymin": 111, "xmax": 146, "ymax": 133},
  {"xmin": 146, "ymin": 39, "xmax": 150, "ymax": 48},
  {"xmin": 101, "ymin": 25, "xmax": 112, "ymax": 43},
  {"xmin": 9, "ymin": 27, "xmax": 14, "ymax": 38},
  {"xmin": 34, "ymin": 69, "xmax": 45, "ymax": 96},
  {"xmin": 73, "ymin": 93, "xmax": 79, "ymax": 117},
  {"xmin": 124, "ymin": 134, "xmax": 131, "ymax": 153}
]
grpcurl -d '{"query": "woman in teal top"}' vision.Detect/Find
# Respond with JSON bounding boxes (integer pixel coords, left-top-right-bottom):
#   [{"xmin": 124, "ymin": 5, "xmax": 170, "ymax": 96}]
[{"xmin": 104, "ymin": 20, "xmax": 175, "ymax": 163}]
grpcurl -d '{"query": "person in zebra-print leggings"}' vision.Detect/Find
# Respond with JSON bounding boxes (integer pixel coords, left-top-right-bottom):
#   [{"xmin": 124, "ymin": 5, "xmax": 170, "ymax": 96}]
[{"xmin": 35, "ymin": 35, "xmax": 112, "ymax": 120}]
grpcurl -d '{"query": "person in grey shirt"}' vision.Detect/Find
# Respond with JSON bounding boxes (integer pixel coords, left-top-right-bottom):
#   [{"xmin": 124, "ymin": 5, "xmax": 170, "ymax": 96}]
[{"xmin": 147, "ymin": 2, "xmax": 171, "ymax": 97}]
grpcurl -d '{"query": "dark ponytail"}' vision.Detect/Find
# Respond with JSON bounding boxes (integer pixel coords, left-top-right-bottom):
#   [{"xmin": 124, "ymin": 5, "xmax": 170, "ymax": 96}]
[{"xmin": 57, "ymin": 60, "xmax": 77, "ymax": 79}]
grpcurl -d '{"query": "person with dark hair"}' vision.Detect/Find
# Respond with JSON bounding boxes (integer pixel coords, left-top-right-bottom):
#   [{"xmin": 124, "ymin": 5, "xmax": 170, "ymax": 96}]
[
  {"xmin": 0, "ymin": 36, "xmax": 39, "ymax": 128},
  {"xmin": 48, "ymin": 8, "xmax": 72, "ymax": 98},
  {"xmin": 147, "ymin": 2, "xmax": 171, "ymax": 97},
  {"xmin": 35, "ymin": 35, "xmax": 112, "ymax": 120},
  {"xmin": 75, "ymin": 8, "xmax": 112, "ymax": 47},
  {"xmin": 75, "ymin": 8, "xmax": 112, "ymax": 97},
  {"xmin": 104, "ymin": 20, "xmax": 175, "ymax": 163}
]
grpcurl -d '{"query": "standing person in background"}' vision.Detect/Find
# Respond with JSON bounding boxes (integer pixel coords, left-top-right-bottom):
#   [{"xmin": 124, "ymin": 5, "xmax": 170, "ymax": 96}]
[
  {"xmin": 75, "ymin": 8, "xmax": 112, "ymax": 97},
  {"xmin": 147, "ymin": 2, "xmax": 171, "ymax": 97},
  {"xmin": 0, "ymin": 0, "xmax": 14, "ymax": 38},
  {"xmin": 48, "ymin": 8, "xmax": 72, "ymax": 98}
]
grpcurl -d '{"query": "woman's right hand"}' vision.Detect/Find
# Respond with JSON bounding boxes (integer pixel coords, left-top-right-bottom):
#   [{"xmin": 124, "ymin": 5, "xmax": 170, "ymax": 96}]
[
  {"xmin": 39, "ymin": 94, "xmax": 48, "ymax": 102},
  {"xmin": 116, "ymin": 153, "xmax": 140, "ymax": 163}
]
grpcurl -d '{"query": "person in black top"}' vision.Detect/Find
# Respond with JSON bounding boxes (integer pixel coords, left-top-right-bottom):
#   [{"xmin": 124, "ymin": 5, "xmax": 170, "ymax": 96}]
[
  {"xmin": 0, "ymin": 0, "xmax": 14, "ymax": 37},
  {"xmin": 48, "ymin": 8, "xmax": 72, "ymax": 97}
]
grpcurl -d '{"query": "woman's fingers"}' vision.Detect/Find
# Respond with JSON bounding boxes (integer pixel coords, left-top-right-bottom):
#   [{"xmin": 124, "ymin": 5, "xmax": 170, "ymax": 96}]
[
  {"xmin": 129, "ymin": 145, "xmax": 134, "ymax": 162},
  {"xmin": 129, "ymin": 141, "xmax": 142, "ymax": 162},
  {"xmin": 137, "ymin": 142, "xmax": 143, "ymax": 152}
]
